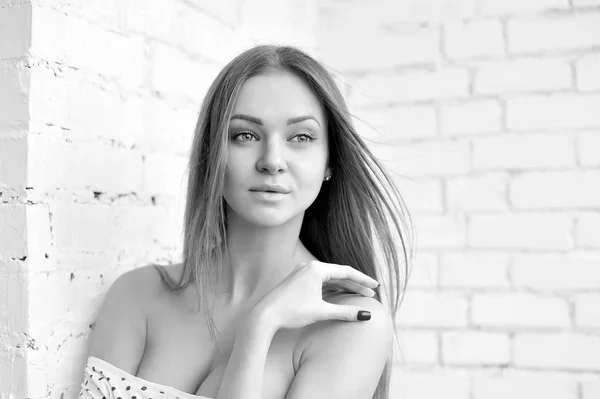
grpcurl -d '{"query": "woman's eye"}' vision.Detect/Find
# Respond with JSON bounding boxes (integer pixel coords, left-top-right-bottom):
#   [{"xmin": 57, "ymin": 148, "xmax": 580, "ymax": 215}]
[
  {"xmin": 232, "ymin": 131, "xmax": 256, "ymax": 142},
  {"xmin": 292, "ymin": 133, "xmax": 316, "ymax": 143}
]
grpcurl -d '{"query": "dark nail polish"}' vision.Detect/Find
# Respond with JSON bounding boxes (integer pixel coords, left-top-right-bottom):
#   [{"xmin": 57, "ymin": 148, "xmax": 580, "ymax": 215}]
[{"xmin": 357, "ymin": 310, "xmax": 371, "ymax": 321}]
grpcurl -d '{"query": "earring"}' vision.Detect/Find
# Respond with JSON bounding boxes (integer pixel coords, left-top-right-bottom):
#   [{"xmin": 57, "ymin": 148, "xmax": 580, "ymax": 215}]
[{"xmin": 324, "ymin": 175, "xmax": 332, "ymax": 181}]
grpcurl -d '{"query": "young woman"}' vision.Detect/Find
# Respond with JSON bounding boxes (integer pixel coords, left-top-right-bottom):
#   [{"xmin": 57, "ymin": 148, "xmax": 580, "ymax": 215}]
[{"xmin": 79, "ymin": 45, "xmax": 413, "ymax": 399}]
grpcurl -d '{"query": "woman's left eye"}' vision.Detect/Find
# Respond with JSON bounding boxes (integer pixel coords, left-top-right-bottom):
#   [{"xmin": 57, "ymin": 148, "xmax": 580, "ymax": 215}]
[{"xmin": 292, "ymin": 133, "xmax": 316, "ymax": 143}]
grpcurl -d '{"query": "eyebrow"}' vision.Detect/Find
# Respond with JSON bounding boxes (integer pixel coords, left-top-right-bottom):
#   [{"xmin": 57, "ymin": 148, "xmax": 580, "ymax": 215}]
[{"xmin": 230, "ymin": 114, "xmax": 321, "ymax": 127}]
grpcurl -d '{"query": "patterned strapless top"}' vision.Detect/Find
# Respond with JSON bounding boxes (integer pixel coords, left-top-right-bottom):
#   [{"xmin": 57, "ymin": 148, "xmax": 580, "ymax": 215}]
[{"xmin": 79, "ymin": 356, "xmax": 212, "ymax": 399}]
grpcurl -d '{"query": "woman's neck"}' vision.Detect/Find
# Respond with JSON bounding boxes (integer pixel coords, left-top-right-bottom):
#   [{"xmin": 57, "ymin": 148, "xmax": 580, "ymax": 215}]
[{"xmin": 218, "ymin": 212, "xmax": 313, "ymax": 306}]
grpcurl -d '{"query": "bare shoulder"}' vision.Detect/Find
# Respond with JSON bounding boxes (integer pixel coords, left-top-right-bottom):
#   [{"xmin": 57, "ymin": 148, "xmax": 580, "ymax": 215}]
[
  {"xmin": 287, "ymin": 294, "xmax": 393, "ymax": 398},
  {"xmin": 86, "ymin": 264, "xmax": 164, "ymax": 374},
  {"xmin": 300, "ymin": 293, "xmax": 393, "ymax": 358}
]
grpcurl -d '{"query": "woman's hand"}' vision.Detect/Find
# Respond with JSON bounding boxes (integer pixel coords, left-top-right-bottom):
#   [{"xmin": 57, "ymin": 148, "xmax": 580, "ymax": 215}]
[{"xmin": 253, "ymin": 260, "xmax": 380, "ymax": 330}]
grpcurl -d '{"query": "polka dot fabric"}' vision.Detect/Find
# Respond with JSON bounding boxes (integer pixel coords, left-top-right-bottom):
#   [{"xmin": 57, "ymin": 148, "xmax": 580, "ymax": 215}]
[{"xmin": 79, "ymin": 356, "xmax": 212, "ymax": 399}]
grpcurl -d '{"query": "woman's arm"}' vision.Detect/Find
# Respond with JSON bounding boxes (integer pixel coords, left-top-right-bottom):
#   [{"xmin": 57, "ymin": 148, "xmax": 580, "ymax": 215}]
[
  {"xmin": 215, "ymin": 303, "xmax": 278, "ymax": 399},
  {"xmin": 214, "ymin": 261, "xmax": 380, "ymax": 399}
]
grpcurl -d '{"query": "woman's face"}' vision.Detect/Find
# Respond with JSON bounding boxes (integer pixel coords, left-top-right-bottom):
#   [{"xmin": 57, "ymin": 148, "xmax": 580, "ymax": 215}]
[{"xmin": 223, "ymin": 70, "xmax": 331, "ymax": 227}]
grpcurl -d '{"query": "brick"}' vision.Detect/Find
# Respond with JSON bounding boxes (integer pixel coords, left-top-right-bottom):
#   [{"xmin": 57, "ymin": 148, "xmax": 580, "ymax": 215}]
[
  {"xmin": 511, "ymin": 170, "xmax": 600, "ymax": 209},
  {"xmin": 513, "ymin": 252, "xmax": 600, "ymax": 290},
  {"xmin": 576, "ymin": 213, "xmax": 600, "ymax": 248},
  {"xmin": 350, "ymin": 69, "xmax": 469, "ymax": 107},
  {"xmin": 576, "ymin": 294, "xmax": 600, "ymax": 328},
  {"xmin": 392, "ymin": 177, "xmax": 444, "ymax": 214},
  {"xmin": 320, "ymin": 0, "xmax": 476, "ymax": 26},
  {"xmin": 577, "ymin": 55, "xmax": 600, "ymax": 91},
  {"xmin": 48, "ymin": 0, "xmax": 125, "ymax": 31},
  {"xmin": 444, "ymin": 20, "xmax": 504, "ymax": 59},
  {"xmin": 31, "ymin": 7, "xmax": 145, "ymax": 90},
  {"xmin": 29, "ymin": 68, "xmax": 144, "ymax": 147},
  {"xmin": 0, "ymin": 4, "xmax": 31, "ymax": 58},
  {"xmin": 123, "ymin": 0, "xmax": 181, "ymax": 40},
  {"xmin": 395, "ymin": 330, "xmax": 438, "ymax": 364},
  {"xmin": 50, "ymin": 200, "xmax": 174, "ymax": 251},
  {"xmin": 469, "ymin": 213, "xmax": 573, "ymax": 250},
  {"xmin": 320, "ymin": 23, "xmax": 439, "ymax": 70},
  {"xmin": 151, "ymin": 43, "xmax": 220, "ymax": 103},
  {"xmin": 386, "ymin": 140, "xmax": 470, "ymax": 177},
  {"xmin": 51, "ymin": 250, "xmax": 120, "ymax": 274},
  {"xmin": 442, "ymin": 331, "xmax": 510, "ymax": 365},
  {"xmin": 440, "ymin": 252, "xmax": 510, "ymax": 288},
  {"xmin": 515, "ymin": 333, "xmax": 600, "ymax": 371},
  {"xmin": 446, "ymin": 173, "xmax": 509, "ymax": 211},
  {"xmin": 509, "ymin": 13, "xmax": 600, "ymax": 53},
  {"xmin": 356, "ymin": 104, "xmax": 438, "ymax": 141},
  {"xmin": 472, "ymin": 293, "xmax": 570, "ymax": 328},
  {"xmin": 390, "ymin": 368, "xmax": 470, "ymax": 399},
  {"xmin": 0, "ymin": 65, "xmax": 30, "ymax": 127},
  {"xmin": 507, "ymin": 94, "xmax": 600, "ymax": 130},
  {"xmin": 0, "ymin": 204, "xmax": 26, "ymax": 257},
  {"xmin": 115, "ymin": 204, "xmax": 178, "ymax": 249},
  {"xmin": 414, "ymin": 213, "xmax": 468, "ymax": 249},
  {"xmin": 25, "ymin": 205, "xmax": 52, "ymax": 263},
  {"xmin": 177, "ymin": 5, "xmax": 240, "ymax": 63},
  {"xmin": 239, "ymin": 0, "xmax": 318, "ymax": 50},
  {"xmin": 0, "ymin": 138, "xmax": 27, "ymax": 185},
  {"xmin": 574, "ymin": 0, "xmax": 600, "ymax": 4},
  {"xmin": 473, "ymin": 370, "xmax": 578, "ymax": 399},
  {"xmin": 28, "ymin": 270, "xmax": 71, "ymax": 328},
  {"xmin": 28, "ymin": 136, "xmax": 144, "ymax": 193},
  {"xmin": 406, "ymin": 252, "xmax": 438, "ymax": 289},
  {"xmin": 480, "ymin": 0, "xmax": 569, "ymax": 14},
  {"xmin": 396, "ymin": 291, "xmax": 468, "ymax": 327},
  {"xmin": 582, "ymin": 380, "xmax": 600, "ymax": 399},
  {"xmin": 50, "ymin": 201, "xmax": 116, "ymax": 252},
  {"xmin": 473, "ymin": 133, "xmax": 576, "ymax": 170},
  {"xmin": 142, "ymin": 154, "xmax": 188, "ymax": 195},
  {"xmin": 474, "ymin": 59, "xmax": 572, "ymax": 94},
  {"xmin": 440, "ymin": 99, "xmax": 502, "ymax": 136},
  {"xmin": 0, "ymin": 271, "xmax": 28, "ymax": 334},
  {"xmin": 578, "ymin": 131, "xmax": 600, "ymax": 167},
  {"xmin": 140, "ymin": 97, "xmax": 197, "ymax": 156}
]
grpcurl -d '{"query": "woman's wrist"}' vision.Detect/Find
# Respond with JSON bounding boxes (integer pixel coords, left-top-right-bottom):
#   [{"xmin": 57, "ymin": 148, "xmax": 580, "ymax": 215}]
[{"xmin": 246, "ymin": 301, "xmax": 280, "ymax": 337}]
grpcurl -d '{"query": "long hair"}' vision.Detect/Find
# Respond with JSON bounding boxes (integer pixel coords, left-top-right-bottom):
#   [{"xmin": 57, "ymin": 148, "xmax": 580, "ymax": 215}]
[{"xmin": 154, "ymin": 44, "xmax": 415, "ymax": 399}]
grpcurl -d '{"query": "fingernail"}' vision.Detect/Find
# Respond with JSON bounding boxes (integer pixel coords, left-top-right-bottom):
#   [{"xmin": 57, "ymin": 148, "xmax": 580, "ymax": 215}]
[{"xmin": 357, "ymin": 310, "xmax": 371, "ymax": 321}]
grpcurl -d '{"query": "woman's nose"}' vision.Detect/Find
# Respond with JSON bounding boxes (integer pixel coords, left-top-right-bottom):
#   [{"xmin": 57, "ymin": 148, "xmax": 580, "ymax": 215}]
[{"xmin": 256, "ymin": 137, "xmax": 287, "ymax": 174}]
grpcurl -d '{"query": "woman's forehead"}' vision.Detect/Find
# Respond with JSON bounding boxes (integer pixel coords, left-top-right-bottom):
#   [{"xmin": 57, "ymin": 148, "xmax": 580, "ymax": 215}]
[{"xmin": 232, "ymin": 71, "xmax": 326, "ymax": 126}]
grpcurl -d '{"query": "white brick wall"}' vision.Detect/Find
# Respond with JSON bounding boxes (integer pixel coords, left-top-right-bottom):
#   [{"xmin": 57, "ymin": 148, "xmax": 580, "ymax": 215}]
[
  {"xmin": 317, "ymin": 0, "xmax": 600, "ymax": 397},
  {"xmin": 472, "ymin": 133, "xmax": 576, "ymax": 170},
  {"xmin": 471, "ymin": 293, "xmax": 570, "ymax": 328},
  {"xmin": 578, "ymin": 131, "xmax": 600, "ymax": 167},
  {"xmin": 0, "ymin": 1, "xmax": 319, "ymax": 397},
  {"xmin": 390, "ymin": 368, "xmax": 471, "ymax": 399},
  {"xmin": 514, "ymin": 333, "xmax": 600, "ymax": 371},
  {"xmin": 508, "ymin": 13, "xmax": 600, "ymax": 53},
  {"xmin": 575, "ymin": 294, "xmax": 600, "ymax": 328},
  {"xmin": 472, "ymin": 370, "xmax": 578, "ymax": 399},
  {"xmin": 441, "ymin": 331, "xmax": 511, "ymax": 365},
  {"xmin": 440, "ymin": 252, "xmax": 510, "ymax": 288},
  {"xmin": 444, "ymin": 20, "xmax": 505, "ymax": 59},
  {"xmin": 577, "ymin": 55, "xmax": 600, "ymax": 91},
  {"xmin": 469, "ymin": 213, "xmax": 573, "ymax": 250},
  {"xmin": 474, "ymin": 58, "xmax": 572, "ymax": 94},
  {"xmin": 440, "ymin": 100, "xmax": 503, "ymax": 136},
  {"xmin": 512, "ymin": 252, "xmax": 600, "ymax": 290},
  {"xmin": 506, "ymin": 94, "xmax": 600, "ymax": 130}
]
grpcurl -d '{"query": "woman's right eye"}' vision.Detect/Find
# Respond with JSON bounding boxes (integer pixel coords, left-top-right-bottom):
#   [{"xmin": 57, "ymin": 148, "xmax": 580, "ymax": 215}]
[{"xmin": 231, "ymin": 130, "xmax": 257, "ymax": 142}]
